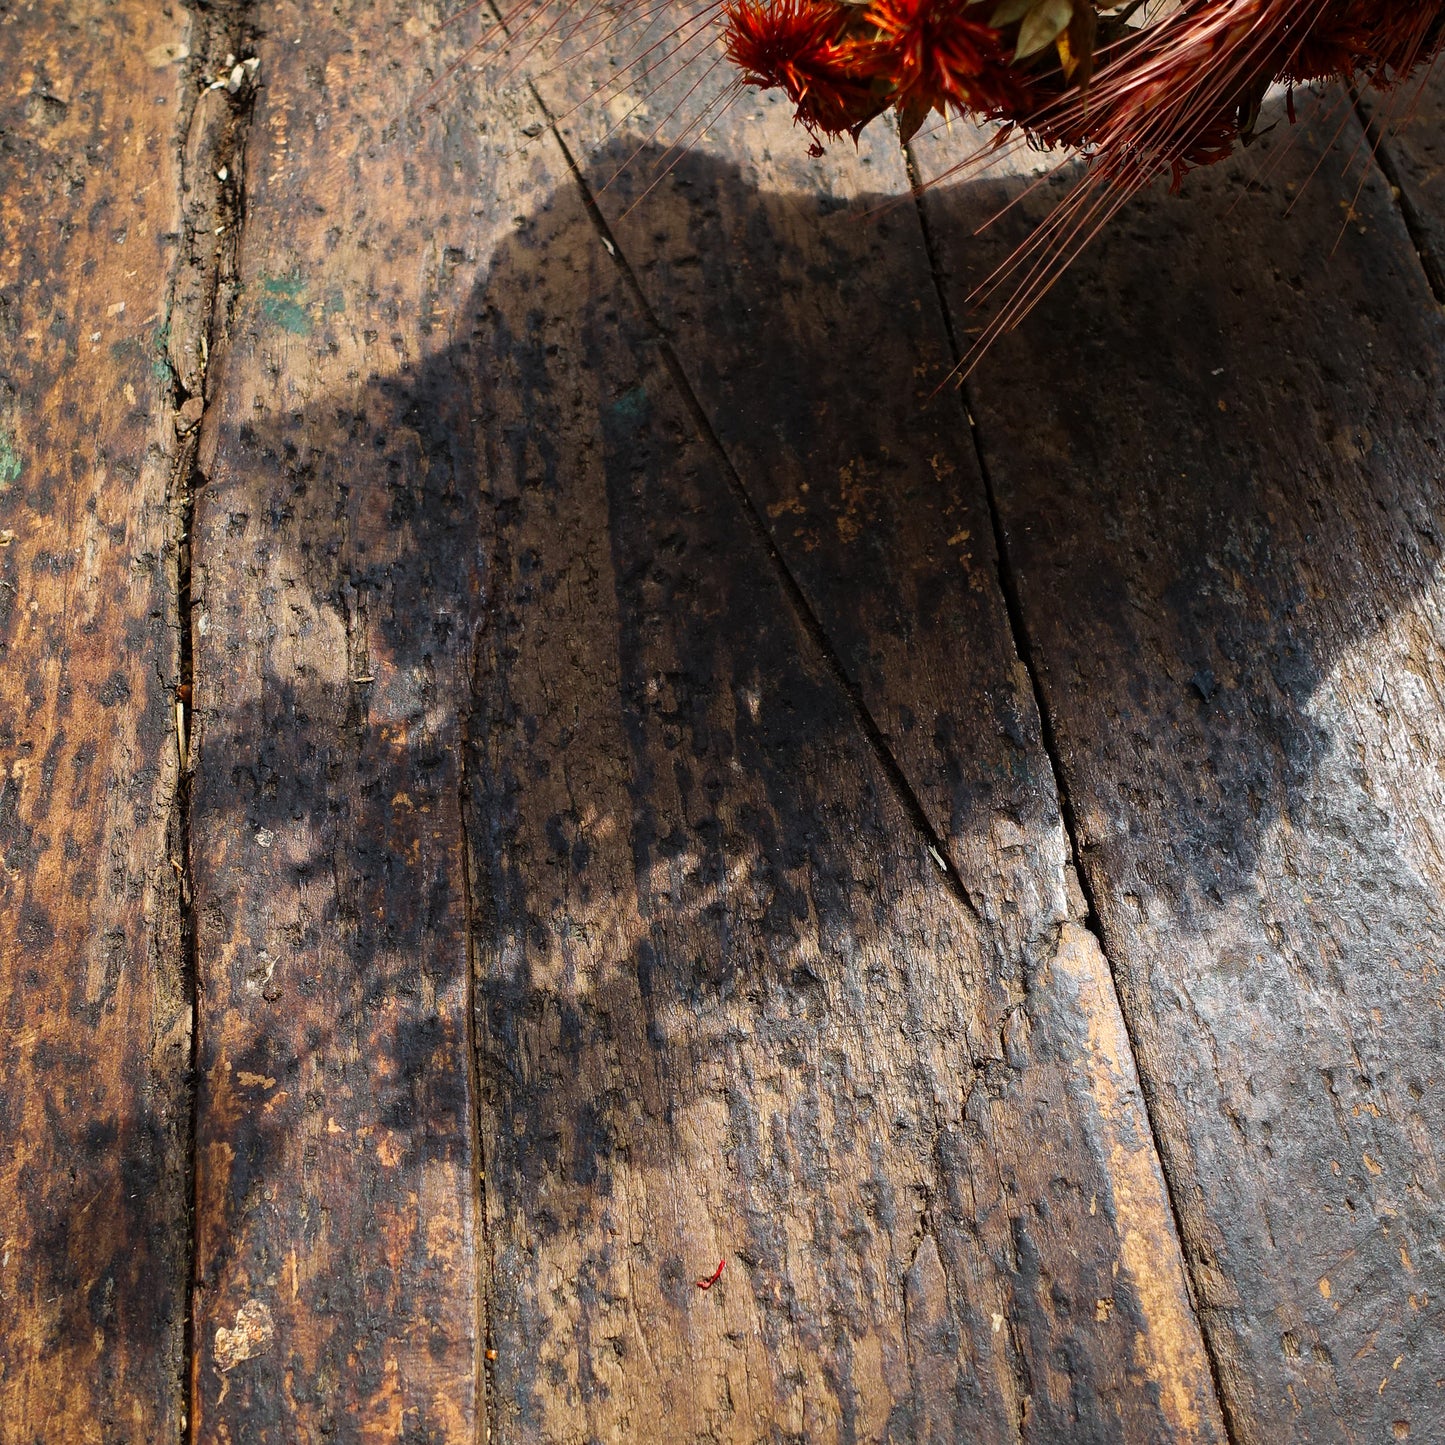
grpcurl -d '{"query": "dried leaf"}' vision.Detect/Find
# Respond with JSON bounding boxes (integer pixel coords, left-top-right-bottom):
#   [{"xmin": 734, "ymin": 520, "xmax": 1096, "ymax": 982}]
[
  {"xmin": 895, "ymin": 93, "xmax": 933, "ymax": 145},
  {"xmin": 1057, "ymin": 0, "xmax": 1097, "ymax": 85}
]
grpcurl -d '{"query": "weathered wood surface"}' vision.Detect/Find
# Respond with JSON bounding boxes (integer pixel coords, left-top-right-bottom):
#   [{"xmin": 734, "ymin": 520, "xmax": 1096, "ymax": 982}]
[
  {"xmin": 186, "ymin": 1, "xmax": 509, "ymax": 1435},
  {"xmin": 463, "ymin": 141, "xmax": 1220, "ymax": 1443},
  {"xmin": 0, "ymin": 3, "xmax": 196, "ymax": 1438},
  {"xmin": 488, "ymin": 36, "xmax": 1225, "ymax": 1443},
  {"xmin": 912, "ymin": 99, "xmax": 1445, "ymax": 1442},
  {"xmin": 7, "ymin": 1, "xmax": 1445, "ymax": 1440},
  {"xmin": 1365, "ymin": 68, "xmax": 1445, "ymax": 302}
]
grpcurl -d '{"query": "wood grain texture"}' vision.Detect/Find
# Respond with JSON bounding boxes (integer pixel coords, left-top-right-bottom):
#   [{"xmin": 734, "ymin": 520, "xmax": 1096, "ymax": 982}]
[
  {"xmin": 184, "ymin": 1, "xmax": 529, "ymax": 1435},
  {"xmin": 0, "ymin": 1, "xmax": 195, "ymax": 1437},
  {"xmin": 18, "ymin": 2, "xmax": 1444, "ymax": 1438},
  {"xmin": 912, "ymin": 99, "xmax": 1445, "ymax": 1442},
  {"xmin": 452, "ymin": 25, "xmax": 1228, "ymax": 1440},
  {"xmin": 1363, "ymin": 67, "xmax": 1445, "ymax": 302}
]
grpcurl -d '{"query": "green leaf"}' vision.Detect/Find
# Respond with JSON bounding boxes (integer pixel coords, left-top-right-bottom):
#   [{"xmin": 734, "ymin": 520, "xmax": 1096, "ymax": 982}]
[
  {"xmin": 1015, "ymin": 0, "xmax": 1074, "ymax": 59},
  {"xmin": 990, "ymin": 0, "xmax": 1036, "ymax": 26}
]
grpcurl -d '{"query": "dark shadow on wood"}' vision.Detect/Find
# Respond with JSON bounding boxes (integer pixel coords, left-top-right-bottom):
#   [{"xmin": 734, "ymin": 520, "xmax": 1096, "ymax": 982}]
[
  {"xmin": 191, "ymin": 123, "xmax": 1443, "ymax": 1439},
  {"xmin": 911, "ymin": 105, "xmax": 1445, "ymax": 1440}
]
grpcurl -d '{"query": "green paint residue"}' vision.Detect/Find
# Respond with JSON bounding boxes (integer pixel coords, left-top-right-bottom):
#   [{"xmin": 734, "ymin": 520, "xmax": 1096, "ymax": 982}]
[
  {"xmin": 259, "ymin": 272, "xmax": 313, "ymax": 335},
  {"xmin": 0, "ymin": 428, "xmax": 22, "ymax": 488},
  {"xmin": 262, "ymin": 273, "xmax": 306, "ymax": 297},
  {"xmin": 610, "ymin": 386, "xmax": 648, "ymax": 424},
  {"xmin": 151, "ymin": 319, "xmax": 174, "ymax": 380}
]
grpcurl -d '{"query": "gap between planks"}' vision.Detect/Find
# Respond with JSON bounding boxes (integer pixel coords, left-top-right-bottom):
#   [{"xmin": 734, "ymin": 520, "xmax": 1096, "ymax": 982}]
[
  {"xmin": 901, "ymin": 134, "xmax": 1242, "ymax": 1445},
  {"xmin": 165, "ymin": 3, "xmax": 262, "ymax": 1437},
  {"xmin": 456, "ymin": 707, "xmax": 494, "ymax": 1437}
]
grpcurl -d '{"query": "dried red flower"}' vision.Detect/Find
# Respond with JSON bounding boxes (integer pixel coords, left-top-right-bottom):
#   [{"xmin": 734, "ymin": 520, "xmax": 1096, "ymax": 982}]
[
  {"xmin": 714, "ymin": 0, "xmax": 1445, "ymax": 339},
  {"xmin": 723, "ymin": 0, "xmax": 890, "ymax": 139},
  {"xmin": 723, "ymin": 0, "xmax": 1445, "ymax": 182},
  {"xmin": 852, "ymin": 0, "xmax": 1034, "ymax": 129}
]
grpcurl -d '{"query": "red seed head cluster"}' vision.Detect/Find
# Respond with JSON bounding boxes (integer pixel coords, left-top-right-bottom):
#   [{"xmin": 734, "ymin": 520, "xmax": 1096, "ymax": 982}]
[
  {"xmin": 724, "ymin": 0, "xmax": 1041, "ymax": 145},
  {"xmin": 722, "ymin": 0, "xmax": 1445, "ymax": 175}
]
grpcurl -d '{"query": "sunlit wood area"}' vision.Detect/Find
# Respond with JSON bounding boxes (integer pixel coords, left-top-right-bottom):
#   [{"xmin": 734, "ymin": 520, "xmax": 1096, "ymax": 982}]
[{"xmin": 2, "ymin": 0, "xmax": 1442, "ymax": 1439}]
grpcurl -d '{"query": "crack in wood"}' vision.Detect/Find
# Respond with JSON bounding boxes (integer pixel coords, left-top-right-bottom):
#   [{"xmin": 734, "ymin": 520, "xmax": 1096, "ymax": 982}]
[
  {"xmin": 166, "ymin": 5, "xmax": 262, "ymax": 1439},
  {"xmin": 1351, "ymin": 85, "xmax": 1445, "ymax": 306},
  {"xmin": 902, "ymin": 135, "xmax": 1240, "ymax": 1444},
  {"xmin": 456, "ymin": 729, "xmax": 495, "ymax": 1445},
  {"xmin": 530, "ymin": 82, "xmax": 985, "ymax": 929}
]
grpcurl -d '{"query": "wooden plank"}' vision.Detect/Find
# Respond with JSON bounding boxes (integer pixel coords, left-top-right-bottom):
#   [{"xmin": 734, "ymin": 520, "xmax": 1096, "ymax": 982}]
[
  {"xmin": 1362, "ymin": 68, "xmax": 1445, "ymax": 301},
  {"xmin": 184, "ymin": 2, "xmax": 529, "ymax": 1434},
  {"xmin": 0, "ymin": 2, "xmax": 195, "ymax": 1437},
  {"xmin": 912, "ymin": 101, "xmax": 1445, "ymax": 1440},
  {"xmin": 459, "ymin": 25, "xmax": 1228, "ymax": 1440}
]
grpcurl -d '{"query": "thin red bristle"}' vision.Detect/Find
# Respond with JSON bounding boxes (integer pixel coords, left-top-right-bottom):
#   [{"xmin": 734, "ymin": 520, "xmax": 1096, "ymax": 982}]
[{"xmin": 420, "ymin": 0, "xmax": 1445, "ymax": 353}]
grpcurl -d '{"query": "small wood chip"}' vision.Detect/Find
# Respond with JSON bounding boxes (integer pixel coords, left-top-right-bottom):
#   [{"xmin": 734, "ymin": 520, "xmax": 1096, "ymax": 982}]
[
  {"xmin": 214, "ymin": 1300, "xmax": 275, "ymax": 1372},
  {"xmin": 175, "ymin": 396, "xmax": 205, "ymax": 434}
]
